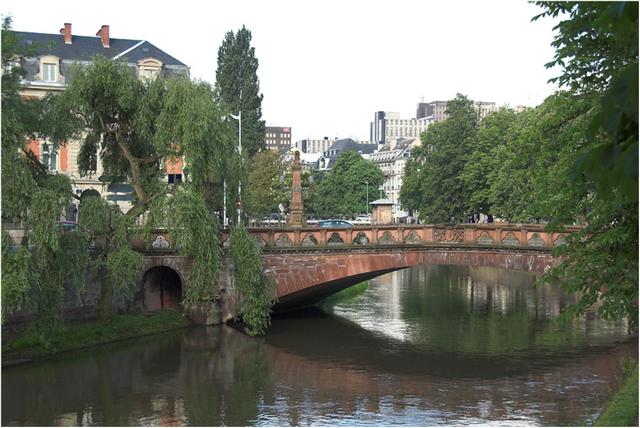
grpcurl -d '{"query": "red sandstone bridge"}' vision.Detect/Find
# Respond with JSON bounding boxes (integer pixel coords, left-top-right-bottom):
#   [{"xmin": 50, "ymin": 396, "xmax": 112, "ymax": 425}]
[{"xmin": 139, "ymin": 223, "xmax": 578, "ymax": 319}]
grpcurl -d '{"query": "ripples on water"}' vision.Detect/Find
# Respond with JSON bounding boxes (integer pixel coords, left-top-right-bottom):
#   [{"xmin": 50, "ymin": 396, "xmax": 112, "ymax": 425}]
[{"xmin": 2, "ymin": 265, "xmax": 637, "ymax": 426}]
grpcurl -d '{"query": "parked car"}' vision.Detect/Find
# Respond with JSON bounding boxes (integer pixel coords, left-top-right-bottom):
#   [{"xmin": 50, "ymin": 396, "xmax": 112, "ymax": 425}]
[
  {"xmin": 352, "ymin": 215, "xmax": 372, "ymax": 225},
  {"xmin": 316, "ymin": 220, "xmax": 354, "ymax": 228},
  {"xmin": 261, "ymin": 213, "xmax": 286, "ymax": 227}
]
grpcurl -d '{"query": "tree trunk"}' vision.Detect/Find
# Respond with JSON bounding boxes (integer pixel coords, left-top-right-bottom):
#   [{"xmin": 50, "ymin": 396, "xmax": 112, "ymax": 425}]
[{"xmin": 98, "ymin": 274, "xmax": 112, "ymax": 322}]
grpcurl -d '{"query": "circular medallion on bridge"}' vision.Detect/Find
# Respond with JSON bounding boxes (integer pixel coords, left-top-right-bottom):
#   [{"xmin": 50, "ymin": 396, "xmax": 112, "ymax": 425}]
[
  {"xmin": 151, "ymin": 235, "xmax": 170, "ymax": 249},
  {"xmin": 353, "ymin": 232, "xmax": 369, "ymax": 245}
]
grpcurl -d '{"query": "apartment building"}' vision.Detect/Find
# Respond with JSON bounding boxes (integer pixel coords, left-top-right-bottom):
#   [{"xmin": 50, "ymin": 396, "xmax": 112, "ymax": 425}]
[
  {"xmin": 11, "ymin": 23, "xmax": 189, "ymax": 215},
  {"xmin": 369, "ymin": 138, "xmax": 420, "ymax": 221},
  {"xmin": 265, "ymin": 126, "xmax": 292, "ymax": 152},
  {"xmin": 416, "ymin": 100, "xmax": 499, "ymax": 122},
  {"xmin": 370, "ymin": 111, "xmax": 433, "ymax": 146}
]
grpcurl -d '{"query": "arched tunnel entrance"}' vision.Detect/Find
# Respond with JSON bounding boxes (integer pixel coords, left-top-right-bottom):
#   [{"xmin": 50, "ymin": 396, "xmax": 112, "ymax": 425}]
[{"xmin": 143, "ymin": 266, "xmax": 183, "ymax": 311}]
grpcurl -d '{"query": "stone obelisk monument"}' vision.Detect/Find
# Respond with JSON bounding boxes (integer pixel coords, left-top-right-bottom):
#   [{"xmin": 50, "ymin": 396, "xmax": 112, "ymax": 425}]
[{"xmin": 288, "ymin": 151, "xmax": 305, "ymax": 227}]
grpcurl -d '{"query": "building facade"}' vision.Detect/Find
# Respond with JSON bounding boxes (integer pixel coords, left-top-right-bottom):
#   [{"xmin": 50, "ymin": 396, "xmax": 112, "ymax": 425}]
[
  {"xmin": 416, "ymin": 100, "xmax": 499, "ymax": 122},
  {"xmin": 265, "ymin": 126, "xmax": 292, "ymax": 152},
  {"xmin": 11, "ymin": 23, "xmax": 189, "ymax": 215},
  {"xmin": 317, "ymin": 138, "xmax": 377, "ymax": 171},
  {"xmin": 369, "ymin": 138, "xmax": 420, "ymax": 222},
  {"xmin": 370, "ymin": 111, "xmax": 432, "ymax": 146}
]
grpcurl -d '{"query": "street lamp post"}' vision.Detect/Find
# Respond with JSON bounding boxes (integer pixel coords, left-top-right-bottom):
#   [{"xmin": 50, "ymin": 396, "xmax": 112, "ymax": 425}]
[
  {"xmin": 228, "ymin": 111, "xmax": 242, "ymax": 225},
  {"xmin": 365, "ymin": 180, "xmax": 369, "ymax": 216}
]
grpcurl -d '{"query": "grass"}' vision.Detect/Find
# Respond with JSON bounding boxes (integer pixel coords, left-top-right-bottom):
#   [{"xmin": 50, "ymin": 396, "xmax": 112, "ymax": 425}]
[
  {"xmin": 319, "ymin": 281, "xmax": 369, "ymax": 309},
  {"xmin": 595, "ymin": 363, "xmax": 639, "ymax": 427},
  {"xmin": 2, "ymin": 310, "xmax": 192, "ymax": 363}
]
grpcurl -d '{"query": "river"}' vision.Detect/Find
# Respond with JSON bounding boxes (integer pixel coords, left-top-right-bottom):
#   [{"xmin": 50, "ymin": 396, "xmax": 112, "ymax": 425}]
[{"xmin": 2, "ymin": 265, "xmax": 636, "ymax": 426}]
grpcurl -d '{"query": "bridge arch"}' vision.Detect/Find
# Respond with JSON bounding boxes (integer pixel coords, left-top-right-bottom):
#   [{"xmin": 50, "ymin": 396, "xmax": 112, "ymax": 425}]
[
  {"xmin": 142, "ymin": 266, "xmax": 183, "ymax": 311},
  {"xmin": 265, "ymin": 248, "xmax": 558, "ymax": 310}
]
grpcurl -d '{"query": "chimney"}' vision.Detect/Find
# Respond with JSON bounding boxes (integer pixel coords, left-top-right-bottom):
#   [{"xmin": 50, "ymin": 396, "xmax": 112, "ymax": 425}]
[
  {"xmin": 59, "ymin": 23, "xmax": 72, "ymax": 44},
  {"xmin": 96, "ymin": 25, "xmax": 110, "ymax": 48}
]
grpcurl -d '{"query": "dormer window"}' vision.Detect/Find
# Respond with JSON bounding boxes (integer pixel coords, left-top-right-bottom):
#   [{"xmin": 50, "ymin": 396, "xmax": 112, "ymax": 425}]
[
  {"xmin": 137, "ymin": 58, "xmax": 163, "ymax": 81},
  {"xmin": 43, "ymin": 63, "xmax": 57, "ymax": 81},
  {"xmin": 39, "ymin": 55, "xmax": 63, "ymax": 84}
]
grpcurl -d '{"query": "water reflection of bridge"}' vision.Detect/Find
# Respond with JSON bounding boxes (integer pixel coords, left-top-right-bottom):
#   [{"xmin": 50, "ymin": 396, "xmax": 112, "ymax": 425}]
[{"xmin": 3, "ymin": 315, "xmax": 633, "ymax": 426}]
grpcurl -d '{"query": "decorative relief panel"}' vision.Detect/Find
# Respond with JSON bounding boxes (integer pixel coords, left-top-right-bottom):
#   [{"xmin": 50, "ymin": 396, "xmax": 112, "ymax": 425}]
[
  {"xmin": 553, "ymin": 235, "xmax": 566, "ymax": 246},
  {"xmin": 404, "ymin": 231, "xmax": 421, "ymax": 244},
  {"xmin": 434, "ymin": 227, "xmax": 464, "ymax": 243},
  {"xmin": 353, "ymin": 232, "xmax": 369, "ymax": 245},
  {"xmin": 275, "ymin": 234, "xmax": 293, "ymax": 247},
  {"xmin": 151, "ymin": 235, "xmax": 170, "ymax": 249},
  {"xmin": 528, "ymin": 233, "xmax": 545, "ymax": 247},
  {"xmin": 502, "ymin": 232, "xmax": 520, "ymax": 246},
  {"xmin": 328, "ymin": 233, "xmax": 344, "ymax": 245},
  {"xmin": 378, "ymin": 231, "xmax": 395, "ymax": 244},
  {"xmin": 302, "ymin": 234, "xmax": 318, "ymax": 247},
  {"xmin": 476, "ymin": 232, "xmax": 494, "ymax": 245}
]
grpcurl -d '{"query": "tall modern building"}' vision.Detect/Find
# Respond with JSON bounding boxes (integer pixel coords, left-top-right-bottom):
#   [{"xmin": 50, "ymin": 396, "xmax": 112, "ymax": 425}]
[
  {"xmin": 294, "ymin": 137, "xmax": 335, "ymax": 154},
  {"xmin": 416, "ymin": 100, "xmax": 499, "ymax": 122},
  {"xmin": 370, "ymin": 111, "xmax": 432, "ymax": 146},
  {"xmin": 265, "ymin": 126, "xmax": 292, "ymax": 152}
]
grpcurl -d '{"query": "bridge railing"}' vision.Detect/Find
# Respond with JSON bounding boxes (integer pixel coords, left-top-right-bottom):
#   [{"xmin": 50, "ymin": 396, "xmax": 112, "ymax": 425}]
[{"xmin": 217, "ymin": 223, "xmax": 582, "ymax": 252}]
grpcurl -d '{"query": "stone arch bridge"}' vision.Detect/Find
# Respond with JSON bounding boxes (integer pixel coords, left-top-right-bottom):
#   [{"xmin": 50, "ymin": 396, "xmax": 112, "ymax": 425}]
[{"xmin": 137, "ymin": 224, "xmax": 577, "ymax": 323}]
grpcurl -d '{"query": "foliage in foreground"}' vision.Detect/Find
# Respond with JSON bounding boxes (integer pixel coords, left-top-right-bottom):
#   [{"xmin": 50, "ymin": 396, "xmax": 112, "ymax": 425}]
[
  {"xmin": 534, "ymin": 1, "xmax": 638, "ymax": 332},
  {"xmin": 595, "ymin": 364, "xmax": 638, "ymax": 427},
  {"xmin": 145, "ymin": 186, "xmax": 222, "ymax": 304},
  {"xmin": 229, "ymin": 224, "xmax": 276, "ymax": 336}
]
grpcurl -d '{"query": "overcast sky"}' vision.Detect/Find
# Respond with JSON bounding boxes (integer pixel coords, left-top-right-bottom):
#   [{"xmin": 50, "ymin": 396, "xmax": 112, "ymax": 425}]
[{"xmin": 2, "ymin": 0, "xmax": 561, "ymax": 142}]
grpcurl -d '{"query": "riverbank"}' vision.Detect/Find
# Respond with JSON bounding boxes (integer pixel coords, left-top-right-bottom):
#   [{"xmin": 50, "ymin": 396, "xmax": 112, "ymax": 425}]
[
  {"xmin": 595, "ymin": 364, "xmax": 639, "ymax": 426},
  {"xmin": 2, "ymin": 310, "xmax": 192, "ymax": 366}
]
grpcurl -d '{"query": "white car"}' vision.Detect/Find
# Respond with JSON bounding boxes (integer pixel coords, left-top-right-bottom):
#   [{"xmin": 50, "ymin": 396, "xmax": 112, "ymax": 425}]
[{"xmin": 353, "ymin": 215, "xmax": 372, "ymax": 225}]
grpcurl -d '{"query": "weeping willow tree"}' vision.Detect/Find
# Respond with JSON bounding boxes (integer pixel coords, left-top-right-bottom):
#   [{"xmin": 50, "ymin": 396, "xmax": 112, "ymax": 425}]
[
  {"xmin": 229, "ymin": 224, "xmax": 277, "ymax": 336},
  {"xmin": 39, "ymin": 57, "xmax": 237, "ymax": 320},
  {"xmin": 1, "ymin": 18, "xmax": 90, "ymax": 333}
]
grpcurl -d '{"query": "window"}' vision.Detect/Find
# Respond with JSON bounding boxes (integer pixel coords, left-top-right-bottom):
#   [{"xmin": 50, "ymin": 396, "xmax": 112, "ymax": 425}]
[
  {"xmin": 43, "ymin": 63, "xmax": 56, "ymax": 82},
  {"xmin": 168, "ymin": 174, "xmax": 182, "ymax": 184},
  {"xmin": 41, "ymin": 143, "xmax": 57, "ymax": 170}
]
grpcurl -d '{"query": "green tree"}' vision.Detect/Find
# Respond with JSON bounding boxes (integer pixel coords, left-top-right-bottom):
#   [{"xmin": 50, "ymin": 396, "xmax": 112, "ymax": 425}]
[
  {"xmin": 533, "ymin": 2, "xmax": 638, "ymax": 330},
  {"xmin": 215, "ymin": 26, "xmax": 265, "ymax": 158},
  {"xmin": 244, "ymin": 150, "xmax": 287, "ymax": 220},
  {"xmin": 1, "ymin": 17, "xmax": 89, "ymax": 333},
  {"xmin": 312, "ymin": 151, "xmax": 384, "ymax": 218},
  {"xmin": 45, "ymin": 57, "xmax": 233, "ymax": 318},
  {"xmin": 401, "ymin": 94, "xmax": 478, "ymax": 223},
  {"xmin": 460, "ymin": 108, "xmax": 518, "ymax": 218}
]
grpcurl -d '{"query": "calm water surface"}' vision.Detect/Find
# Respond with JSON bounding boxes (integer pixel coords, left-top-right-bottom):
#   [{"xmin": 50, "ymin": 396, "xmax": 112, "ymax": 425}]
[{"xmin": 2, "ymin": 265, "xmax": 637, "ymax": 426}]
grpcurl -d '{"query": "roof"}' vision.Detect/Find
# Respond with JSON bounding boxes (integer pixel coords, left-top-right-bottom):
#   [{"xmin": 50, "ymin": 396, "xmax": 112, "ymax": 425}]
[
  {"xmin": 12, "ymin": 30, "xmax": 188, "ymax": 68},
  {"xmin": 326, "ymin": 138, "xmax": 377, "ymax": 157},
  {"xmin": 370, "ymin": 198, "xmax": 394, "ymax": 205}
]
